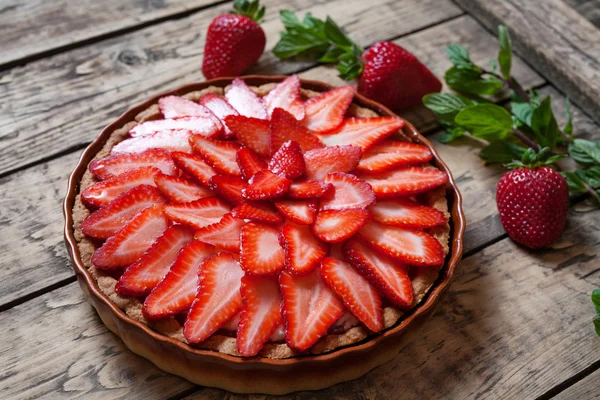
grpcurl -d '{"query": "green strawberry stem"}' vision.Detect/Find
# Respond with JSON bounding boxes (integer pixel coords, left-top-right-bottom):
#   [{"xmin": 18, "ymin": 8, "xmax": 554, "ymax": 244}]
[{"xmin": 232, "ymin": 0, "xmax": 265, "ymax": 23}]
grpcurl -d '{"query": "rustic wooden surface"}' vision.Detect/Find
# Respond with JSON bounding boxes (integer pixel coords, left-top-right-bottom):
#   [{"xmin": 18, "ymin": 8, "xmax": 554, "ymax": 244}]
[
  {"xmin": 1, "ymin": 0, "xmax": 599, "ymax": 398},
  {"xmin": 563, "ymin": 0, "xmax": 600, "ymax": 28}
]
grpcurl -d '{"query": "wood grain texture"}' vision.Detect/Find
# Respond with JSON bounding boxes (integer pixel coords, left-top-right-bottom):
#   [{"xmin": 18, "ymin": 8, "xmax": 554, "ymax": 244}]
[
  {"xmin": 563, "ymin": 0, "xmax": 600, "ymax": 28},
  {"xmin": 554, "ymin": 368, "xmax": 600, "ymax": 399}
]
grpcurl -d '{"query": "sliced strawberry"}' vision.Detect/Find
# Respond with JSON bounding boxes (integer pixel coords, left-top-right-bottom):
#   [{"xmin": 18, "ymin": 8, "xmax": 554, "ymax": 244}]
[
  {"xmin": 356, "ymin": 140, "xmax": 433, "ymax": 173},
  {"xmin": 237, "ymin": 275, "xmax": 283, "ymax": 356},
  {"xmin": 279, "ymin": 224, "xmax": 328, "ymax": 275},
  {"xmin": 144, "ymin": 240, "xmax": 217, "ymax": 319},
  {"xmin": 116, "ymin": 225, "xmax": 195, "ymax": 297},
  {"xmin": 190, "ymin": 135, "xmax": 241, "ymax": 176},
  {"xmin": 242, "ymin": 170, "xmax": 292, "ymax": 200},
  {"xmin": 129, "ymin": 117, "xmax": 220, "ymax": 138},
  {"xmin": 288, "ymin": 180, "xmax": 333, "ymax": 199},
  {"xmin": 171, "ymin": 151, "xmax": 217, "ymax": 187},
  {"xmin": 275, "ymin": 199, "xmax": 317, "ymax": 225},
  {"xmin": 320, "ymin": 257, "xmax": 383, "ymax": 332},
  {"xmin": 318, "ymin": 117, "xmax": 404, "ymax": 151},
  {"xmin": 158, "ymin": 96, "xmax": 223, "ymax": 134},
  {"xmin": 303, "ymin": 145, "xmax": 362, "ymax": 180},
  {"xmin": 225, "ymin": 116, "xmax": 271, "ymax": 157},
  {"xmin": 208, "ymin": 175, "xmax": 245, "ymax": 205},
  {"xmin": 343, "ymin": 238, "xmax": 413, "ymax": 308},
  {"xmin": 369, "ymin": 199, "xmax": 446, "ymax": 228},
  {"xmin": 360, "ymin": 222, "xmax": 444, "ymax": 266},
  {"xmin": 81, "ymin": 166, "xmax": 161, "ymax": 208},
  {"xmin": 263, "ymin": 75, "xmax": 305, "ymax": 120},
  {"xmin": 236, "ymin": 147, "xmax": 267, "ymax": 181},
  {"xmin": 312, "ymin": 208, "xmax": 370, "ymax": 243},
  {"xmin": 361, "ymin": 167, "xmax": 448, "ymax": 198},
  {"xmin": 268, "ymin": 140, "xmax": 305, "ymax": 179},
  {"xmin": 240, "ymin": 222, "xmax": 285, "ymax": 275},
  {"xmin": 164, "ymin": 197, "xmax": 231, "ymax": 229},
  {"xmin": 225, "ymin": 78, "xmax": 268, "ymax": 119},
  {"xmin": 232, "ymin": 201, "xmax": 284, "ymax": 224},
  {"xmin": 222, "ymin": 311, "xmax": 241, "ymax": 332},
  {"xmin": 320, "ymin": 172, "xmax": 376, "ymax": 211},
  {"xmin": 111, "ymin": 130, "xmax": 192, "ymax": 155},
  {"xmin": 89, "ymin": 148, "xmax": 177, "ymax": 180},
  {"xmin": 199, "ymin": 93, "xmax": 239, "ymax": 138},
  {"xmin": 304, "ymin": 86, "xmax": 355, "ymax": 133},
  {"xmin": 270, "ymin": 108, "xmax": 324, "ymax": 155},
  {"xmin": 154, "ymin": 173, "xmax": 213, "ymax": 203},
  {"xmin": 280, "ymin": 268, "xmax": 345, "ymax": 351},
  {"xmin": 194, "ymin": 213, "xmax": 246, "ymax": 252},
  {"xmin": 92, "ymin": 205, "xmax": 169, "ymax": 269},
  {"xmin": 184, "ymin": 252, "xmax": 245, "ymax": 343}
]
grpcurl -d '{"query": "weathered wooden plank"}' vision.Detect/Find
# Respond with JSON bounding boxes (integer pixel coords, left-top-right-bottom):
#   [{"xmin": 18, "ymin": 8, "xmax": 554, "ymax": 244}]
[
  {"xmin": 563, "ymin": 0, "xmax": 600, "ymax": 28},
  {"xmin": 554, "ymin": 367, "xmax": 600, "ymax": 399}
]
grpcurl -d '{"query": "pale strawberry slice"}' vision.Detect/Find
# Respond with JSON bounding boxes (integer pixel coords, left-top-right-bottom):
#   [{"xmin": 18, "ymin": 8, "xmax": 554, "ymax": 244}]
[
  {"xmin": 360, "ymin": 222, "xmax": 444, "ymax": 266},
  {"xmin": 304, "ymin": 86, "xmax": 355, "ymax": 133},
  {"xmin": 222, "ymin": 311, "xmax": 241, "ymax": 332},
  {"xmin": 320, "ymin": 257, "xmax": 383, "ymax": 332},
  {"xmin": 164, "ymin": 197, "xmax": 231, "ymax": 229},
  {"xmin": 275, "ymin": 199, "xmax": 317, "ymax": 225},
  {"xmin": 154, "ymin": 173, "xmax": 213, "ymax": 203},
  {"xmin": 171, "ymin": 151, "xmax": 217, "ymax": 187},
  {"xmin": 320, "ymin": 172, "xmax": 376, "ymax": 211},
  {"xmin": 111, "ymin": 130, "xmax": 192, "ymax": 155},
  {"xmin": 225, "ymin": 116, "xmax": 271, "ymax": 157},
  {"xmin": 242, "ymin": 170, "xmax": 292, "ymax": 200},
  {"xmin": 184, "ymin": 252, "xmax": 245, "ymax": 344},
  {"xmin": 318, "ymin": 117, "xmax": 404, "ymax": 151},
  {"xmin": 312, "ymin": 208, "xmax": 370, "ymax": 243},
  {"xmin": 288, "ymin": 180, "xmax": 333, "ymax": 199},
  {"xmin": 89, "ymin": 148, "xmax": 177, "ymax": 180},
  {"xmin": 356, "ymin": 140, "xmax": 433, "ymax": 173},
  {"xmin": 208, "ymin": 175, "xmax": 245, "ymax": 205},
  {"xmin": 144, "ymin": 240, "xmax": 217, "ymax": 319},
  {"xmin": 361, "ymin": 167, "xmax": 448, "ymax": 198},
  {"xmin": 81, "ymin": 166, "xmax": 161, "ymax": 208},
  {"xmin": 343, "ymin": 238, "xmax": 413, "ymax": 308},
  {"xmin": 236, "ymin": 147, "xmax": 267, "ymax": 180},
  {"xmin": 237, "ymin": 275, "xmax": 283, "ymax": 356},
  {"xmin": 303, "ymin": 145, "xmax": 362, "ymax": 180},
  {"xmin": 225, "ymin": 78, "xmax": 268, "ymax": 119},
  {"xmin": 190, "ymin": 135, "xmax": 241, "ymax": 176},
  {"xmin": 199, "ymin": 93, "xmax": 239, "ymax": 138},
  {"xmin": 240, "ymin": 222, "xmax": 285, "ymax": 275},
  {"xmin": 194, "ymin": 213, "xmax": 246, "ymax": 252},
  {"xmin": 270, "ymin": 108, "xmax": 324, "ymax": 155},
  {"xmin": 268, "ymin": 140, "xmax": 305, "ymax": 179},
  {"xmin": 263, "ymin": 75, "xmax": 305, "ymax": 120},
  {"xmin": 232, "ymin": 201, "xmax": 284, "ymax": 224},
  {"xmin": 116, "ymin": 225, "xmax": 195, "ymax": 297},
  {"xmin": 369, "ymin": 199, "xmax": 446, "ymax": 228},
  {"xmin": 129, "ymin": 117, "xmax": 220, "ymax": 138},
  {"xmin": 279, "ymin": 268, "xmax": 345, "ymax": 351},
  {"xmin": 92, "ymin": 205, "xmax": 169, "ymax": 269},
  {"xmin": 81, "ymin": 185, "xmax": 166, "ymax": 239},
  {"xmin": 279, "ymin": 224, "xmax": 328, "ymax": 275},
  {"xmin": 158, "ymin": 96, "xmax": 223, "ymax": 134}
]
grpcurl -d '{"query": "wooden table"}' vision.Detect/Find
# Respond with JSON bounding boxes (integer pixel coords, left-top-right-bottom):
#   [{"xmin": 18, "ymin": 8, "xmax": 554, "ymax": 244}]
[{"xmin": 1, "ymin": 1, "xmax": 599, "ymax": 398}]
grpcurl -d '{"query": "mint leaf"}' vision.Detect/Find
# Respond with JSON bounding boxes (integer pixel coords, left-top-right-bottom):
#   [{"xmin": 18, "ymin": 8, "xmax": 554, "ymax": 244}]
[
  {"xmin": 583, "ymin": 166, "xmax": 600, "ymax": 188},
  {"xmin": 562, "ymin": 171, "xmax": 588, "ymax": 193},
  {"xmin": 564, "ymin": 97, "xmax": 573, "ymax": 137},
  {"xmin": 594, "ymin": 317, "xmax": 600, "ymax": 336},
  {"xmin": 273, "ymin": 11, "xmax": 329, "ymax": 59},
  {"xmin": 498, "ymin": 25, "xmax": 512, "ymax": 80},
  {"xmin": 445, "ymin": 67, "xmax": 504, "ymax": 95},
  {"xmin": 479, "ymin": 140, "xmax": 526, "ymax": 163},
  {"xmin": 438, "ymin": 125, "xmax": 466, "ymax": 143},
  {"xmin": 511, "ymin": 101, "xmax": 536, "ymax": 127},
  {"xmin": 446, "ymin": 44, "xmax": 478, "ymax": 70},
  {"xmin": 423, "ymin": 93, "xmax": 476, "ymax": 124},
  {"xmin": 593, "ymin": 289, "xmax": 600, "ymax": 313},
  {"xmin": 569, "ymin": 139, "xmax": 600, "ymax": 166},
  {"xmin": 318, "ymin": 47, "xmax": 345, "ymax": 63},
  {"xmin": 531, "ymin": 96, "xmax": 559, "ymax": 149},
  {"xmin": 455, "ymin": 104, "xmax": 513, "ymax": 140},
  {"xmin": 324, "ymin": 17, "xmax": 357, "ymax": 51}
]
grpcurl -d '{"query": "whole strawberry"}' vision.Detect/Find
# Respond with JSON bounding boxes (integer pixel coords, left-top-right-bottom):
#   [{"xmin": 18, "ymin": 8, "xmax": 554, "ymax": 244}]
[{"xmin": 202, "ymin": 0, "xmax": 266, "ymax": 79}]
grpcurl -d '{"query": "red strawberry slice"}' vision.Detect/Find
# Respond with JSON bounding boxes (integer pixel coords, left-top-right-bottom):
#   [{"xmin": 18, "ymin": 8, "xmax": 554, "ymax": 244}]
[
  {"xmin": 225, "ymin": 116, "xmax": 271, "ymax": 157},
  {"xmin": 81, "ymin": 185, "xmax": 166, "ymax": 239},
  {"xmin": 279, "ymin": 268, "xmax": 345, "ymax": 351},
  {"xmin": 225, "ymin": 78, "xmax": 268, "ymax": 119},
  {"xmin": 279, "ymin": 224, "xmax": 328, "ymax": 275},
  {"xmin": 303, "ymin": 145, "xmax": 362, "ymax": 180},
  {"xmin": 208, "ymin": 175, "xmax": 245, "ymax": 205},
  {"xmin": 194, "ymin": 213, "xmax": 246, "ymax": 252},
  {"xmin": 158, "ymin": 96, "xmax": 223, "ymax": 132},
  {"xmin": 232, "ymin": 201, "xmax": 284, "ymax": 224},
  {"xmin": 304, "ymin": 86, "xmax": 355, "ymax": 133},
  {"xmin": 236, "ymin": 147, "xmax": 267, "ymax": 181},
  {"xmin": 268, "ymin": 140, "xmax": 305, "ymax": 179},
  {"xmin": 320, "ymin": 257, "xmax": 383, "ymax": 332},
  {"xmin": 356, "ymin": 140, "xmax": 433, "ymax": 173},
  {"xmin": 154, "ymin": 173, "xmax": 213, "ymax": 203},
  {"xmin": 270, "ymin": 108, "xmax": 324, "ymax": 155},
  {"xmin": 361, "ymin": 167, "xmax": 448, "ymax": 198},
  {"xmin": 320, "ymin": 172, "xmax": 376, "ymax": 211},
  {"xmin": 312, "ymin": 208, "xmax": 370, "ymax": 243},
  {"xmin": 111, "ymin": 130, "xmax": 192, "ymax": 155},
  {"xmin": 116, "ymin": 225, "xmax": 195, "ymax": 297},
  {"xmin": 81, "ymin": 166, "xmax": 161, "ymax": 208},
  {"xmin": 369, "ymin": 199, "xmax": 446, "ymax": 228},
  {"xmin": 92, "ymin": 205, "xmax": 169, "ymax": 269},
  {"xmin": 275, "ymin": 199, "xmax": 317, "ymax": 225},
  {"xmin": 242, "ymin": 170, "xmax": 292, "ymax": 200},
  {"xmin": 240, "ymin": 222, "xmax": 285, "ymax": 275},
  {"xmin": 164, "ymin": 197, "xmax": 231, "ymax": 229},
  {"xmin": 172, "ymin": 151, "xmax": 217, "ymax": 187},
  {"xmin": 143, "ymin": 240, "xmax": 217, "ymax": 319},
  {"xmin": 318, "ymin": 117, "xmax": 404, "ymax": 151},
  {"xmin": 89, "ymin": 148, "xmax": 177, "ymax": 180},
  {"xmin": 288, "ymin": 180, "xmax": 333, "ymax": 199},
  {"xmin": 360, "ymin": 222, "xmax": 444, "ymax": 266},
  {"xmin": 343, "ymin": 238, "xmax": 413, "ymax": 308},
  {"xmin": 199, "ymin": 93, "xmax": 239, "ymax": 138},
  {"xmin": 237, "ymin": 275, "xmax": 283, "ymax": 356},
  {"xmin": 190, "ymin": 135, "xmax": 241, "ymax": 176},
  {"xmin": 184, "ymin": 252, "xmax": 245, "ymax": 344},
  {"xmin": 129, "ymin": 116, "xmax": 220, "ymax": 138},
  {"xmin": 263, "ymin": 75, "xmax": 305, "ymax": 120}
]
